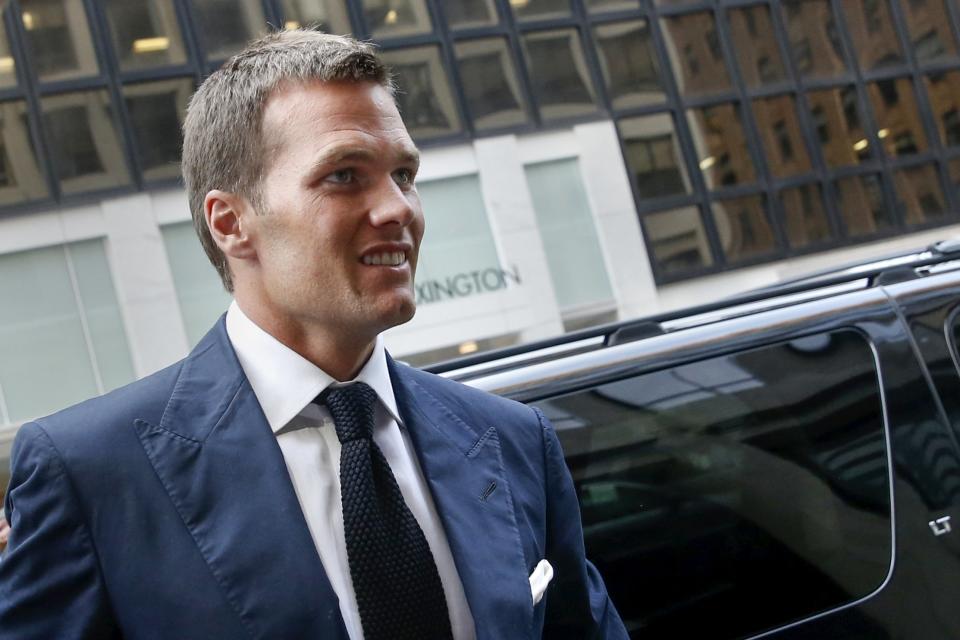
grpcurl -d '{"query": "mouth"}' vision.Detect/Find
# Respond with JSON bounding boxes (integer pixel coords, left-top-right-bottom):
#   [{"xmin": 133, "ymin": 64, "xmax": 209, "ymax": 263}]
[{"xmin": 361, "ymin": 250, "xmax": 408, "ymax": 267}]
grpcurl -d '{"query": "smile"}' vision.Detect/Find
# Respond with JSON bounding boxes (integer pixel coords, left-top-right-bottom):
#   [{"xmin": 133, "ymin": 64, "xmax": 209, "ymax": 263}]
[{"xmin": 362, "ymin": 251, "xmax": 407, "ymax": 266}]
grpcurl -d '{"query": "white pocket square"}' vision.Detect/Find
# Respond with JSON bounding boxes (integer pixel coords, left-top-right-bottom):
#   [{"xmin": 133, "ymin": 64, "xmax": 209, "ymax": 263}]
[{"xmin": 528, "ymin": 559, "xmax": 554, "ymax": 605}]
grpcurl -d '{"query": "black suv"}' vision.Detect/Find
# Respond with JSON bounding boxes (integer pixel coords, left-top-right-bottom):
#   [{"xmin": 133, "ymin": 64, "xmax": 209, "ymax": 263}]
[{"xmin": 429, "ymin": 241, "xmax": 960, "ymax": 640}]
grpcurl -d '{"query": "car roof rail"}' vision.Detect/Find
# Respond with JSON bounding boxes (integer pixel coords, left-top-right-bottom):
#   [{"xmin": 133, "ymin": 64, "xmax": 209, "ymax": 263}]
[{"xmin": 425, "ymin": 238, "xmax": 960, "ymax": 377}]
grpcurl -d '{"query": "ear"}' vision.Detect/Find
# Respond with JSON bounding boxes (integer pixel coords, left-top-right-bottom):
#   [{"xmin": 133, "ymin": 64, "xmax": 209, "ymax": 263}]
[{"xmin": 204, "ymin": 189, "xmax": 257, "ymax": 260}]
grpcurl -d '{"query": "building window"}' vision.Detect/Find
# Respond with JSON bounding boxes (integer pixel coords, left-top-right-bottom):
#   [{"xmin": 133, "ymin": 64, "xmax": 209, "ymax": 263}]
[
  {"xmin": 521, "ymin": 29, "xmax": 598, "ymax": 122},
  {"xmin": 381, "ymin": 46, "xmax": 462, "ymax": 140},
  {"xmin": 620, "ymin": 114, "xmax": 691, "ymax": 200},
  {"xmin": 526, "ymin": 158, "xmax": 615, "ymax": 320},
  {"xmin": 0, "ymin": 240, "xmax": 135, "ymax": 424},
  {"xmin": 641, "ymin": 207, "xmax": 714, "ymax": 275}
]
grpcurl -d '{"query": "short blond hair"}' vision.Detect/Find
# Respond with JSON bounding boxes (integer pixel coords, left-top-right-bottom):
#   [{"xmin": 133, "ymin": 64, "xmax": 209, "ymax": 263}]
[{"xmin": 181, "ymin": 30, "xmax": 393, "ymax": 292}]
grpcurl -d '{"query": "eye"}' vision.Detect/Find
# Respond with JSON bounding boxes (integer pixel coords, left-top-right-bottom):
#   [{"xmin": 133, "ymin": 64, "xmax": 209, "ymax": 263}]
[
  {"xmin": 325, "ymin": 169, "xmax": 356, "ymax": 185},
  {"xmin": 393, "ymin": 168, "xmax": 415, "ymax": 187}
]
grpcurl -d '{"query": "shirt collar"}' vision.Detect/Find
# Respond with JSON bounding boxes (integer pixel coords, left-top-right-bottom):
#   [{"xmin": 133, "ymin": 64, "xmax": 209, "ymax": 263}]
[{"xmin": 225, "ymin": 301, "xmax": 403, "ymax": 434}]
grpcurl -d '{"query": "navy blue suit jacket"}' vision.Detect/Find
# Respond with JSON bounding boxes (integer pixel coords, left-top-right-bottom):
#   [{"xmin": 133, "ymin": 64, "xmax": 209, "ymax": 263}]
[{"xmin": 0, "ymin": 319, "xmax": 626, "ymax": 639}]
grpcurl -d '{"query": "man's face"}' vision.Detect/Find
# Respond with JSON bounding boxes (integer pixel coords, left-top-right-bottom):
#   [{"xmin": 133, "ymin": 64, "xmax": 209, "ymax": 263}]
[{"xmin": 247, "ymin": 80, "xmax": 424, "ymax": 341}]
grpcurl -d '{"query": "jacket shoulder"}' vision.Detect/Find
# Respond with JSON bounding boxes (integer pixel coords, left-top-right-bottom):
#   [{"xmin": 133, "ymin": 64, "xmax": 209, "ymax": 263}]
[{"xmin": 29, "ymin": 358, "xmax": 185, "ymax": 448}]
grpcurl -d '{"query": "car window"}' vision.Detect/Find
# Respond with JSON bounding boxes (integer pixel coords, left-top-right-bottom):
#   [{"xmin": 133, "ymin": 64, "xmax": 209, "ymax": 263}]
[{"xmin": 539, "ymin": 330, "xmax": 890, "ymax": 639}]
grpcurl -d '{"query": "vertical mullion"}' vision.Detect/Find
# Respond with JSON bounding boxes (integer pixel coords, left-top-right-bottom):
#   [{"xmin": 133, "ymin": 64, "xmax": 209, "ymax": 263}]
[
  {"xmin": 715, "ymin": 3, "xmax": 789, "ymax": 253},
  {"xmin": 771, "ymin": 0, "xmax": 846, "ymax": 241},
  {"xmin": 84, "ymin": 0, "xmax": 145, "ymax": 191},
  {"xmin": 886, "ymin": 0, "xmax": 958, "ymax": 217},
  {"xmin": 830, "ymin": 0, "xmax": 902, "ymax": 229},
  {"xmin": 425, "ymin": 0, "xmax": 475, "ymax": 136},
  {"xmin": 4, "ymin": 1, "xmax": 61, "ymax": 201},
  {"xmin": 647, "ymin": 5, "xmax": 726, "ymax": 267},
  {"xmin": 497, "ymin": 0, "xmax": 546, "ymax": 127}
]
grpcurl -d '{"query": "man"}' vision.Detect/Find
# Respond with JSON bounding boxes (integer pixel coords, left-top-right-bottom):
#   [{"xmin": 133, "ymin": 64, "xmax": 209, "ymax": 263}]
[{"xmin": 0, "ymin": 30, "xmax": 626, "ymax": 639}]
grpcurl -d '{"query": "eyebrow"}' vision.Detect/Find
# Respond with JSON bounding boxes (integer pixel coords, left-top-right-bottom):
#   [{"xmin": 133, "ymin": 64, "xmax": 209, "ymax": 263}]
[{"xmin": 310, "ymin": 145, "xmax": 421, "ymax": 173}]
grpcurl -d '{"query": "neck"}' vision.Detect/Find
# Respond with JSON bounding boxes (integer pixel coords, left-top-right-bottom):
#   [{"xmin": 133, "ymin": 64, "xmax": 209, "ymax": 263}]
[{"xmin": 235, "ymin": 300, "xmax": 377, "ymax": 382}]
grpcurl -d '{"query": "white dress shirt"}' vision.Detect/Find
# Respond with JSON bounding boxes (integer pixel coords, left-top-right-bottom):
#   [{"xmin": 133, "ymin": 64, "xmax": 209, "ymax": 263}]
[{"xmin": 225, "ymin": 302, "xmax": 476, "ymax": 640}]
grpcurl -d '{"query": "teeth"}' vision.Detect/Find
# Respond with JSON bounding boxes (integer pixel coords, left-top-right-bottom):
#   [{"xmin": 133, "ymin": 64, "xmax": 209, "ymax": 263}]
[{"xmin": 362, "ymin": 251, "xmax": 406, "ymax": 266}]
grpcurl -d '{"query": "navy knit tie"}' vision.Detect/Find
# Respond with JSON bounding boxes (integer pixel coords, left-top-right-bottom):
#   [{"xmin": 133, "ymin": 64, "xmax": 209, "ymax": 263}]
[{"xmin": 322, "ymin": 382, "xmax": 454, "ymax": 640}]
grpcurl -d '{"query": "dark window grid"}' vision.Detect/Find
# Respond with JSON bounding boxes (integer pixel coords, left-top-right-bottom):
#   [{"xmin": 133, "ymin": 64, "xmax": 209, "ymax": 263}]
[
  {"xmin": 428, "ymin": 0, "xmax": 503, "ymax": 33},
  {"xmin": 177, "ymin": 0, "xmax": 276, "ymax": 71},
  {"xmin": 438, "ymin": 32, "xmax": 527, "ymax": 137},
  {"xmin": 356, "ymin": 0, "xmax": 444, "ymax": 41},
  {"xmin": 715, "ymin": 7, "xmax": 797, "ymax": 252},
  {"xmin": 890, "ymin": 154, "xmax": 960, "ymax": 221},
  {"xmin": 0, "ymin": 8, "xmax": 57, "ymax": 206},
  {"xmin": 765, "ymin": 0, "xmax": 854, "ymax": 241},
  {"xmin": 512, "ymin": 28, "xmax": 609, "ymax": 128},
  {"xmin": 636, "ymin": 203, "xmax": 723, "ymax": 283},
  {"xmin": 375, "ymin": 41, "xmax": 473, "ymax": 147},
  {"xmin": 876, "ymin": 0, "xmax": 960, "ymax": 217},
  {"xmin": 826, "ymin": 0, "xmax": 909, "ymax": 231},
  {"xmin": 778, "ymin": 179, "xmax": 847, "ymax": 250},
  {"xmin": 644, "ymin": 6, "xmax": 729, "ymax": 267},
  {"xmin": 423, "ymin": 0, "xmax": 542, "ymax": 136},
  {"xmin": 940, "ymin": 0, "xmax": 960, "ymax": 66}
]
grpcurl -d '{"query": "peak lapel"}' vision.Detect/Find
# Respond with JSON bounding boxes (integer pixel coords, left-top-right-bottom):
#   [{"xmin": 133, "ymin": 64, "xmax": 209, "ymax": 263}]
[
  {"xmin": 134, "ymin": 319, "xmax": 348, "ymax": 639},
  {"xmin": 389, "ymin": 359, "xmax": 534, "ymax": 640}
]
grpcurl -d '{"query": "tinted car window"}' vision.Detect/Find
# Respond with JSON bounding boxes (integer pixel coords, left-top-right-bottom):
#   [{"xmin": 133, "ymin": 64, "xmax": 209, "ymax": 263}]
[{"xmin": 539, "ymin": 330, "xmax": 891, "ymax": 639}]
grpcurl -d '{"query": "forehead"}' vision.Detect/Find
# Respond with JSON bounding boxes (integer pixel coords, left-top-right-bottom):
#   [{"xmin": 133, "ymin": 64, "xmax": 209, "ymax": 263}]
[{"xmin": 261, "ymin": 80, "xmax": 414, "ymax": 157}]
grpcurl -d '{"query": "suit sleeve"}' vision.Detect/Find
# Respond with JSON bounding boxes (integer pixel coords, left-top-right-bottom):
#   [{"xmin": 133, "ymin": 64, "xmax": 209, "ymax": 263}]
[
  {"xmin": 0, "ymin": 422, "xmax": 119, "ymax": 640},
  {"xmin": 535, "ymin": 407, "xmax": 629, "ymax": 639}
]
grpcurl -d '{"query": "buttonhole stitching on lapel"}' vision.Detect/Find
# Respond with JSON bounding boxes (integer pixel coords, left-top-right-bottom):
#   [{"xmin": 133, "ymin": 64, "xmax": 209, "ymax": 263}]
[
  {"xmin": 466, "ymin": 426, "xmax": 496, "ymax": 459},
  {"xmin": 480, "ymin": 481, "xmax": 497, "ymax": 501}
]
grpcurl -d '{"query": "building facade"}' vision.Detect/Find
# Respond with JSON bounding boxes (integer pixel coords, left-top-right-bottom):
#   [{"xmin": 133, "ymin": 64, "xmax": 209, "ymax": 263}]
[{"xmin": 3, "ymin": 0, "xmax": 960, "ymax": 490}]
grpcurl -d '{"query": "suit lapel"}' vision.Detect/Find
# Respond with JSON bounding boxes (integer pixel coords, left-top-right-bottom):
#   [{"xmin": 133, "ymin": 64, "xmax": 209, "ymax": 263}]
[
  {"xmin": 390, "ymin": 358, "xmax": 533, "ymax": 640},
  {"xmin": 133, "ymin": 319, "xmax": 348, "ymax": 639}
]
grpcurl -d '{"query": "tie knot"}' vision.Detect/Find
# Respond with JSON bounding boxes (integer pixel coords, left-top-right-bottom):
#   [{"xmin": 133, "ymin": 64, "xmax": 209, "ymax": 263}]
[{"xmin": 321, "ymin": 382, "xmax": 379, "ymax": 444}]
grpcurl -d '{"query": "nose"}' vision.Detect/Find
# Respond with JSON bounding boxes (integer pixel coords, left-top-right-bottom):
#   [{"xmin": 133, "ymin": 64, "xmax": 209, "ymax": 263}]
[{"xmin": 369, "ymin": 177, "xmax": 417, "ymax": 228}]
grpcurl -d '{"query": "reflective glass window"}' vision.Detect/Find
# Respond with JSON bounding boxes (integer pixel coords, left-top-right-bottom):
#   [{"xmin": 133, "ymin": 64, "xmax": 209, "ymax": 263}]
[
  {"xmin": 592, "ymin": 20, "xmax": 666, "ymax": 110},
  {"xmin": 41, "ymin": 91, "xmax": 131, "ymax": 195},
  {"xmin": 894, "ymin": 163, "xmax": 947, "ymax": 225},
  {"xmin": 521, "ymin": 29, "xmax": 598, "ymax": 121},
  {"xmin": 923, "ymin": 71, "xmax": 960, "ymax": 148},
  {"xmin": 687, "ymin": 103, "xmax": 757, "ymax": 189},
  {"xmin": 586, "ymin": 0, "xmax": 638, "ymax": 12},
  {"xmin": 0, "ymin": 24, "xmax": 18, "ymax": 89},
  {"xmin": 949, "ymin": 157, "xmax": 960, "ymax": 201},
  {"xmin": 835, "ymin": 172, "xmax": 894, "ymax": 236},
  {"xmin": 22, "ymin": 0, "xmax": 100, "ymax": 82},
  {"xmin": 620, "ymin": 114, "xmax": 692, "ymax": 199},
  {"xmin": 510, "ymin": 0, "xmax": 572, "ymax": 22},
  {"xmin": 161, "ymin": 222, "xmax": 232, "ymax": 346},
  {"xmin": 727, "ymin": 6, "xmax": 788, "ymax": 88},
  {"xmin": 840, "ymin": 0, "xmax": 905, "ymax": 70},
  {"xmin": 752, "ymin": 95, "xmax": 812, "ymax": 178},
  {"xmin": 661, "ymin": 12, "xmax": 733, "ymax": 97},
  {"xmin": 414, "ymin": 175, "xmax": 502, "ymax": 306},
  {"xmin": 454, "ymin": 38, "xmax": 529, "ymax": 131},
  {"xmin": 902, "ymin": 0, "xmax": 959, "ymax": 63},
  {"xmin": 281, "ymin": 0, "xmax": 352, "ymax": 34},
  {"xmin": 526, "ymin": 158, "xmax": 614, "ymax": 313},
  {"xmin": 381, "ymin": 46, "xmax": 462, "ymax": 140},
  {"xmin": 641, "ymin": 207, "xmax": 714, "ymax": 275},
  {"xmin": 0, "ymin": 240, "xmax": 134, "ymax": 423},
  {"xmin": 124, "ymin": 78, "xmax": 193, "ymax": 182},
  {"xmin": 782, "ymin": 0, "xmax": 850, "ymax": 81},
  {"xmin": 191, "ymin": 0, "xmax": 266, "ymax": 62},
  {"xmin": 711, "ymin": 194, "xmax": 776, "ymax": 261},
  {"xmin": 779, "ymin": 183, "xmax": 833, "ymax": 248},
  {"xmin": 867, "ymin": 78, "xmax": 928, "ymax": 157},
  {"xmin": 0, "ymin": 101, "xmax": 49, "ymax": 206},
  {"xmin": 539, "ymin": 331, "xmax": 889, "ymax": 638},
  {"xmin": 362, "ymin": 0, "xmax": 432, "ymax": 38},
  {"xmin": 441, "ymin": 0, "xmax": 498, "ymax": 29},
  {"xmin": 104, "ymin": 0, "xmax": 188, "ymax": 71},
  {"xmin": 807, "ymin": 86, "xmax": 873, "ymax": 167}
]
